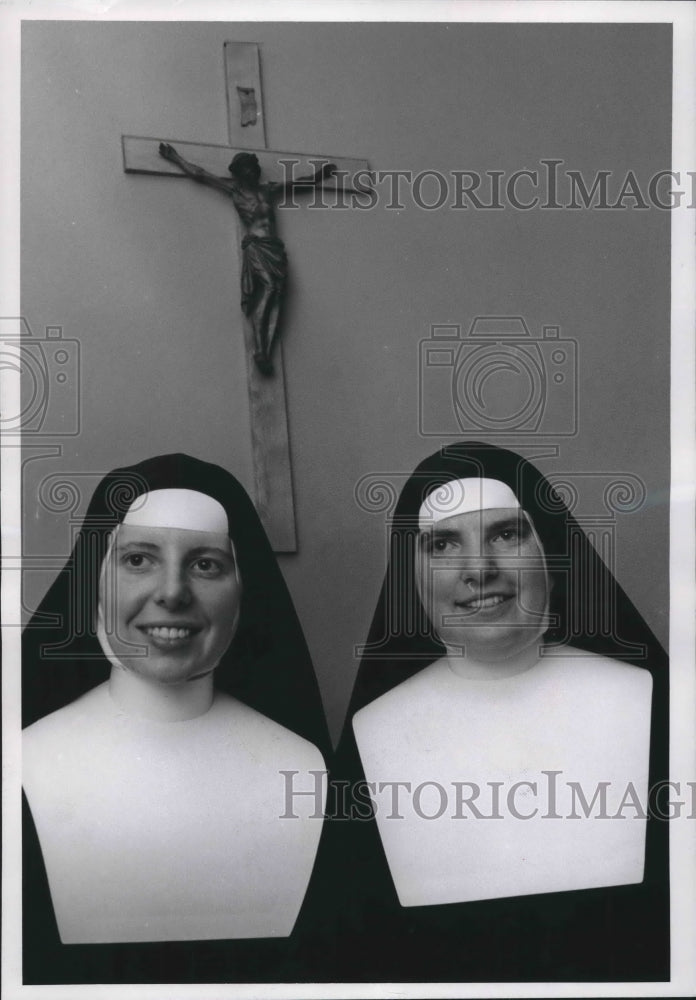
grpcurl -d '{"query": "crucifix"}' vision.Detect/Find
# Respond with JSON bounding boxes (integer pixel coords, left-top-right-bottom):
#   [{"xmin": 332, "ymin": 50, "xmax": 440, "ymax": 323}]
[{"xmin": 121, "ymin": 41, "xmax": 369, "ymax": 551}]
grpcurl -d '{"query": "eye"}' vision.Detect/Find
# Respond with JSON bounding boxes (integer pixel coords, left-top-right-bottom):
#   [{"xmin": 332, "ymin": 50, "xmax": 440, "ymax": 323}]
[
  {"xmin": 190, "ymin": 557, "xmax": 227, "ymax": 578},
  {"xmin": 490, "ymin": 520, "xmax": 531, "ymax": 548},
  {"xmin": 493, "ymin": 527, "xmax": 519, "ymax": 543},
  {"xmin": 422, "ymin": 533, "xmax": 458, "ymax": 555},
  {"xmin": 121, "ymin": 552, "xmax": 154, "ymax": 570},
  {"xmin": 432, "ymin": 537, "xmax": 452, "ymax": 553}
]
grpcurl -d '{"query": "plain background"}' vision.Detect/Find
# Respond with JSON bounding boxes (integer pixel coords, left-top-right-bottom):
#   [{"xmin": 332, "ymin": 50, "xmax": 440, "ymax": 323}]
[{"xmin": 21, "ymin": 20, "xmax": 671, "ymax": 741}]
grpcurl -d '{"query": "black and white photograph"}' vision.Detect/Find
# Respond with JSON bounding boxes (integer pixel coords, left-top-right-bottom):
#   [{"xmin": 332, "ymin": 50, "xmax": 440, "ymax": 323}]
[{"xmin": 1, "ymin": 1, "xmax": 695, "ymax": 997}]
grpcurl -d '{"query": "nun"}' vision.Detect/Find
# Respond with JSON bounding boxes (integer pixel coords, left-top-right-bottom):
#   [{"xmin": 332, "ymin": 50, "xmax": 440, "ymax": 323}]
[
  {"xmin": 22, "ymin": 454, "xmax": 330, "ymax": 984},
  {"xmin": 328, "ymin": 442, "xmax": 668, "ymax": 982}
]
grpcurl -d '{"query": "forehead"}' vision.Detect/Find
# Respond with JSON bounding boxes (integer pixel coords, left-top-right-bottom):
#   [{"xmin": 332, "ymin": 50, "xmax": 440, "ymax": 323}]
[{"xmin": 114, "ymin": 523, "xmax": 233, "ymax": 553}]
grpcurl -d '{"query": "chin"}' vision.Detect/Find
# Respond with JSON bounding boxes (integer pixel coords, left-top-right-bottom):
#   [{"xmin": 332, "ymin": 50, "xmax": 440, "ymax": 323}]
[
  {"xmin": 131, "ymin": 661, "xmax": 202, "ymax": 686},
  {"xmin": 440, "ymin": 627, "xmax": 540, "ymax": 663}
]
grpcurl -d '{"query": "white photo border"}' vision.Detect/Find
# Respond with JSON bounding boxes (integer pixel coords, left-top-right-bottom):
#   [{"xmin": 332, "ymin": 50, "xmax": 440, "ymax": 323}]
[{"xmin": 2, "ymin": 2, "xmax": 694, "ymax": 998}]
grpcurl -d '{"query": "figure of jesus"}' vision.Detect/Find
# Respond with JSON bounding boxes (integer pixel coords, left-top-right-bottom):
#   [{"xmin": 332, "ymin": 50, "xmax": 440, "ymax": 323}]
[{"xmin": 159, "ymin": 143, "xmax": 336, "ymax": 375}]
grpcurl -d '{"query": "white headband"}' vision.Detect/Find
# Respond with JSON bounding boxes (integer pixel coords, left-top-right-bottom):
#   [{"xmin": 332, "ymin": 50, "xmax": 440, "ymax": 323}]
[
  {"xmin": 418, "ymin": 477, "xmax": 520, "ymax": 528},
  {"xmin": 123, "ymin": 488, "xmax": 229, "ymax": 533}
]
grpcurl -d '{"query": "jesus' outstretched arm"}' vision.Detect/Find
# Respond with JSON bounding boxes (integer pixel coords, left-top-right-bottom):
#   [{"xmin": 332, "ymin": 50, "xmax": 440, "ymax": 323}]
[{"xmin": 159, "ymin": 142, "xmax": 234, "ymax": 195}]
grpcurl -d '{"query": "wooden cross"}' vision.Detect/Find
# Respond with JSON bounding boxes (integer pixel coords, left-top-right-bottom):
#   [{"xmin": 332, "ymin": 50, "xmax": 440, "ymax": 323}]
[{"xmin": 121, "ymin": 41, "xmax": 369, "ymax": 551}]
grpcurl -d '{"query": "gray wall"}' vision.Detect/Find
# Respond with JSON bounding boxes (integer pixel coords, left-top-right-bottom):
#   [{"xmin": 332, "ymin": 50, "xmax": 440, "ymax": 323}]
[{"xmin": 21, "ymin": 21, "xmax": 671, "ymax": 740}]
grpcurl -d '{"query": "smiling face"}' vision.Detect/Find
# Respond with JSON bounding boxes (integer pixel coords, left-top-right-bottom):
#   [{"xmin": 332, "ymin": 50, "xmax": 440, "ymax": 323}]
[
  {"xmin": 417, "ymin": 507, "xmax": 549, "ymax": 662},
  {"xmin": 99, "ymin": 524, "xmax": 241, "ymax": 685}
]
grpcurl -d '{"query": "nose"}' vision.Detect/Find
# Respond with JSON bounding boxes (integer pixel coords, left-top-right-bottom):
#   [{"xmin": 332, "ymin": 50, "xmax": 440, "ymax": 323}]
[
  {"xmin": 459, "ymin": 553, "xmax": 499, "ymax": 588},
  {"xmin": 153, "ymin": 565, "xmax": 192, "ymax": 610}
]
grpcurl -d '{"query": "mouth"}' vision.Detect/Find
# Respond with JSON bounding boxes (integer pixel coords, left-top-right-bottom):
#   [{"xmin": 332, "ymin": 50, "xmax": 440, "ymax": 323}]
[
  {"xmin": 137, "ymin": 624, "xmax": 201, "ymax": 647},
  {"xmin": 454, "ymin": 593, "xmax": 513, "ymax": 612}
]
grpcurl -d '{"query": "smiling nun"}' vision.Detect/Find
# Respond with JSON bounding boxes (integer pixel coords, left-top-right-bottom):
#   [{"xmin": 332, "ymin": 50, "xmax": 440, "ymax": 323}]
[
  {"xmin": 21, "ymin": 454, "xmax": 330, "ymax": 983},
  {"xmin": 327, "ymin": 442, "xmax": 668, "ymax": 982}
]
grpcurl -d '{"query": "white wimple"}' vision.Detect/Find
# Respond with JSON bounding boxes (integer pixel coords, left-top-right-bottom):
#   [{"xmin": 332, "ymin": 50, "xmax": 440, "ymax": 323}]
[
  {"xmin": 123, "ymin": 489, "xmax": 229, "ymax": 533},
  {"xmin": 418, "ymin": 477, "xmax": 520, "ymax": 528}
]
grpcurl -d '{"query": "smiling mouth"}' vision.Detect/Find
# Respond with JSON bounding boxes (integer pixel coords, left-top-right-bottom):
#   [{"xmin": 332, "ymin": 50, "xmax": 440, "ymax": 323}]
[
  {"xmin": 139, "ymin": 626, "xmax": 200, "ymax": 642},
  {"xmin": 455, "ymin": 594, "xmax": 512, "ymax": 611}
]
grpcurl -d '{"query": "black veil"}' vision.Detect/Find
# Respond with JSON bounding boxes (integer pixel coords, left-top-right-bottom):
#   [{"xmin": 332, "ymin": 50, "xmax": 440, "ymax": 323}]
[
  {"xmin": 22, "ymin": 452, "xmax": 330, "ymax": 755},
  {"xmin": 324, "ymin": 441, "xmax": 669, "ymax": 982},
  {"xmin": 22, "ymin": 453, "xmax": 331, "ymax": 985}
]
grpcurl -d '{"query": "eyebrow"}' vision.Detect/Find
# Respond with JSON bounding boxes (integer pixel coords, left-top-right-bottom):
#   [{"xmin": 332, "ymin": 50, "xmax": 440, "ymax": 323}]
[
  {"xmin": 426, "ymin": 514, "xmax": 527, "ymax": 542},
  {"xmin": 429, "ymin": 528, "xmax": 461, "ymax": 541},
  {"xmin": 185, "ymin": 546, "xmax": 234, "ymax": 559},
  {"xmin": 115, "ymin": 542, "xmax": 233, "ymax": 559},
  {"xmin": 431, "ymin": 514, "xmax": 527, "ymax": 538},
  {"xmin": 486, "ymin": 515, "xmax": 526, "ymax": 533}
]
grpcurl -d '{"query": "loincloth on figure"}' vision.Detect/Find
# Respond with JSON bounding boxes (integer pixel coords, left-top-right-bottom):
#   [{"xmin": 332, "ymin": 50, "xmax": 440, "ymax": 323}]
[{"xmin": 240, "ymin": 235, "xmax": 288, "ymax": 314}]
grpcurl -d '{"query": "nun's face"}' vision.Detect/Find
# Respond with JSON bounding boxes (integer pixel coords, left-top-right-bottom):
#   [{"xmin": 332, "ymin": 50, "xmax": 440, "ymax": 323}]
[
  {"xmin": 99, "ymin": 524, "xmax": 241, "ymax": 684},
  {"xmin": 417, "ymin": 507, "xmax": 549, "ymax": 662}
]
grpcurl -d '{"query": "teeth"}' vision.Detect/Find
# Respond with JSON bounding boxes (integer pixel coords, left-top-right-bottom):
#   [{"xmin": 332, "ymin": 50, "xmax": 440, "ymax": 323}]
[
  {"xmin": 145, "ymin": 626, "xmax": 192, "ymax": 639},
  {"xmin": 462, "ymin": 595, "xmax": 507, "ymax": 609}
]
